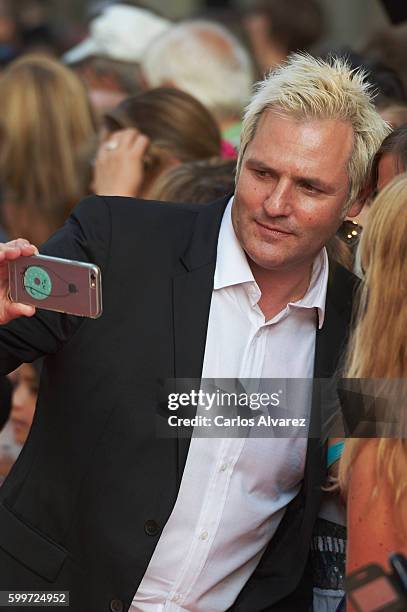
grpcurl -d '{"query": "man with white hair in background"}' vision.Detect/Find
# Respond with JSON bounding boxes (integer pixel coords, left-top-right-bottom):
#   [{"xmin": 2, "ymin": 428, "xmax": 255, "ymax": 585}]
[
  {"xmin": 0, "ymin": 55, "xmax": 389, "ymax": 611},
  {"xmin": 141, "ymin": 20, "xmax": 255, "ymax": 147},
  {"xmin": 63, "ymin": 3, "xmax": 172, "ymax": 116}
]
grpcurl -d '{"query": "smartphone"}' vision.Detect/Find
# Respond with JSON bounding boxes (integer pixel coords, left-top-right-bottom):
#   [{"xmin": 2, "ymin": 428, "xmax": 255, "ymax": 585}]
[
  {"xmin": 389, "ymin": 554, "xmax": 407, "ymax": 597},
  {"xmin": 8, "ymin": 254, "xmax": 102, "ymax": 318},
  {"xmin": 345, "ymin": 562, "xmax": 407, "ymax": 611}
]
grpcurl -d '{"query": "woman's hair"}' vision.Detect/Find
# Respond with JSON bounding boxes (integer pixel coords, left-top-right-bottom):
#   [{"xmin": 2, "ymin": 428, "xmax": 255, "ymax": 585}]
[
  {"xmin": 346, "ymin": 175, "xmax": 407, "ymax": 378},
  {"xmin": 104, "ymin": 87, "xmax": 222, "ymax": 170},
  {"xmin": 151, "ymin": 157, "xmax": 236, "ymax": 204},
  {"xmin": 371, "ymin": 123, "xmax": 407, "ymax": 189},
  {"xmin": 340, "ymin": 174, "xmax": 407, "ymax": 534},
  {"xmin": 345, "ymin": 174, "xmax": 407, "ymax": 377},
  {"xmin": 0, "ymin": 54, "xmax": 96, "ymax": 239}
]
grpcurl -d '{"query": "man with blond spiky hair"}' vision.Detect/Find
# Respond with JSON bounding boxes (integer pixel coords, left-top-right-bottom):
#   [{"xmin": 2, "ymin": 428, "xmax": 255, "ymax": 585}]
[{"xmin": 0, "ymin": 54, "xmax": 390, "ymax": 611}]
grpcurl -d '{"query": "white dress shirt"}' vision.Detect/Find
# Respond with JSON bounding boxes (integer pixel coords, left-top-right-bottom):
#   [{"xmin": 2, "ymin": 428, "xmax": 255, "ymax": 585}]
[{"xmin": 131, "ymin": 198, "xmax": 329, "ymax": 611}]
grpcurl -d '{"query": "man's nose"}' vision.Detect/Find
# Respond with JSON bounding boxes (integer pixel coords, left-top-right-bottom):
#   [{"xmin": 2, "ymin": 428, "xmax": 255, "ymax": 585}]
[{"xmin": 263, "ymin": 178, "xmax": 293, "ymax": 217}]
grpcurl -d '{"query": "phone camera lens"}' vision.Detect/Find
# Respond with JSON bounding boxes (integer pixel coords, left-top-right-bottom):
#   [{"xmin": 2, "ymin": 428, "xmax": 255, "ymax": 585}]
[{"xmin": 90, "ymin": 273, "xmax": 96, "ymax": 288}]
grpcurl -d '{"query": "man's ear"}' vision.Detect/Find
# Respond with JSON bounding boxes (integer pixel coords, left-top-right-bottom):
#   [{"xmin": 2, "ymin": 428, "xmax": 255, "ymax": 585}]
[
  {"xmin": 347, "ymin": 182, "xmax": 372, "ymax": 218},
  {"xmin": 347, "ymin": 199, "xmax": 364, "ymax": 218}
]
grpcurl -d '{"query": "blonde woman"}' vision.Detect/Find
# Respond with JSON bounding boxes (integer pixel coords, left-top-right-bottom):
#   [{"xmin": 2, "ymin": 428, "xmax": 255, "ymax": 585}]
[
  {"xmin": 0, "ymin": 54, "xmax": 96, "ymax": 245},
  {"xmin": 339, "ymin": 174, "xmax": 407, "ymax": 576}
]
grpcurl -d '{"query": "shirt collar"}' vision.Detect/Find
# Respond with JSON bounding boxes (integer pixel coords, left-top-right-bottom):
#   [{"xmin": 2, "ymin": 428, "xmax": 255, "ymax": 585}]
[
  {"xmin": 295, "ymin": 247, "xmax": 328, "ymax": 329},
  {"xmin": 214, "ymin": 197, "xmax": 254, "ymax": 290},
  {"xmin": 214, "ymin": 197, "xmax": 329, "ymax": 329}
]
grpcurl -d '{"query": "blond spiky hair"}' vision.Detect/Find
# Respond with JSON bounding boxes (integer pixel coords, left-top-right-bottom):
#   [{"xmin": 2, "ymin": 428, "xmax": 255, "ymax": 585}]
[{"xmin": 237, "ymin": 53, "xmax": 391, "ymax": 210}]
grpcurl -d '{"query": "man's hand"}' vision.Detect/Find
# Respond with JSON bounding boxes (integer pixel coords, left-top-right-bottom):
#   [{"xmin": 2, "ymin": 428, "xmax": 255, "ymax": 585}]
[
  {"xmin": 0, "ymin": 239, "xmax": 39, "ymax": 324},
  {"xmin": 93, "ymin": 128, "xmax": 150, "ymax": 198}
]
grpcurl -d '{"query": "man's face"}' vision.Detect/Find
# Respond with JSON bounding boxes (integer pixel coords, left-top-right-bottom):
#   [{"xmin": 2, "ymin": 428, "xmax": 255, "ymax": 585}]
[{"xmin": 233, "ymin": 110, "xmax": 362, "ymax": 272}]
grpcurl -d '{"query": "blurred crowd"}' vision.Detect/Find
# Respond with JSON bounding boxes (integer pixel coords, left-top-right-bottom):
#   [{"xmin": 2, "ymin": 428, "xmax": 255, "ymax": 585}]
[{"xmin": 0, "ymin": 1, "xmax": 406, "ymax": 610}]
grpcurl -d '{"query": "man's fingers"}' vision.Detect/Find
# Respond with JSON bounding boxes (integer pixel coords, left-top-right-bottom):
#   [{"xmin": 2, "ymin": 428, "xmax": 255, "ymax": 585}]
[
  {"xmin": 0, "ymin": 239, "xmax": 38, "ymax": 324},
  {"xmin": 5, "ymin": 301, "xmax": 36, "ymax": 320},
  {"xmin": 0, "ymin": 242, "xmax": 38, "ymax": 285},
  {"xmin": 24, "ymin": 244, "xmax": 40, "ymax": 255},
  {"xmin": 6, "ymin": 238, "xmax": 31, "ymax": 248},
  {"xmin": 0, "ymin": 242, "xmax": 37, "ymax": 262},
  {"xmin": 0, "ymin": 300, "xmax": 36, "ymax": 325},
  {"xmin": 0, "ymin": 239, "xmax": 37, "ymax": 251}
]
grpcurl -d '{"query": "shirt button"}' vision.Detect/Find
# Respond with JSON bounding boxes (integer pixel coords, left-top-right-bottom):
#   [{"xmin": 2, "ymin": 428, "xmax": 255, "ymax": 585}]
[
  {"xmin": 172, "ymin": 594, "xmax": 182, "ymax": 602},
  {"xmin": 144, "ymin": 519, "xmax": 160, "ymax": 536},
  {"xmin": 109, "ymin": 600, "xmax": 124, "ymax": 612},
  {"xmin": 199, "ymin": 530, "xmax": 209, "ymax": 541},
  {"xmin": 220, "ymin": 463, "xmax": 228, "ymax": 472}
]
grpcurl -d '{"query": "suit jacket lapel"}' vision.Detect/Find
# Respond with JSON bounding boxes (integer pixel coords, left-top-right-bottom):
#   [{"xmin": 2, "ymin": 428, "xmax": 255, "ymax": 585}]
[
  {"xmin": 304, "ymin": 262, "xmax": 359, "ymax": 499},
  {"xmin": 172, "ymin": 196, "xmax": 229, "ymax": 479}
]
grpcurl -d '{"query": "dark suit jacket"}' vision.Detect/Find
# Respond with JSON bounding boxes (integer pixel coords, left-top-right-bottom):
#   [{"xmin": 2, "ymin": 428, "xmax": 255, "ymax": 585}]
[
  {"xmin": 0, "ymin": 195, "xmax": 358, "ymax": 612},
  {"xmin": 0, "ymin": 376, "xmax": 11, "ymax": 431}
]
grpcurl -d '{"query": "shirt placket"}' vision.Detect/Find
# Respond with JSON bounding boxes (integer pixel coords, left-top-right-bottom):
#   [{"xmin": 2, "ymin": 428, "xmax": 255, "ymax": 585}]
[
  {"xmin": 239, "ymin": 314, "xmax": 266, "ymax": 381},
  {"xmin": 164, "ymin": 437, "xmax": 245, "ymax": 610}
]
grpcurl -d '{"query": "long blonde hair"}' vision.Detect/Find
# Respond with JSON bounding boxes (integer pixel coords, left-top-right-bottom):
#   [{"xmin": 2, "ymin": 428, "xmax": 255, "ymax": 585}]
[
  {"xmin": 0, "ymin": 54, "xmax": 96, "ymax": 242},
  {"xmin": 339, "ymin": 174, "xmax": 407, "ymax": 534}
]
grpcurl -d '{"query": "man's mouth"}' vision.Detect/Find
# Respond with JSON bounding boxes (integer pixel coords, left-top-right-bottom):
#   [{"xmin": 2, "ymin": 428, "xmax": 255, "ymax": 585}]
[{"xmin": 255, "ymin": 221, "xmax": 293, "ymax": 236}]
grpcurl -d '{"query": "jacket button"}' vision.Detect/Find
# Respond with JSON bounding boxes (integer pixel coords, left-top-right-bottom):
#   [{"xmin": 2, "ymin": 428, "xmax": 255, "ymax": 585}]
[
  {"xmin": 144, "ymin": 519, "xmax": 159, "ymax": 536},
  {"xmin": 109, "ymin": 600, "xmax": 123, "ymax": 612}
]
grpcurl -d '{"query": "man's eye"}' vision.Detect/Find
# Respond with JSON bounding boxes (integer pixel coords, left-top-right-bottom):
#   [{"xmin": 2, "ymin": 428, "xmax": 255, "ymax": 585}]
[
  {"xmin": 301, "ymin": 183, "xmax": 320, "ymax": 194},
  {"xmin": 254, "ymin": 169, "xmax": 269, "ymax": 178}
]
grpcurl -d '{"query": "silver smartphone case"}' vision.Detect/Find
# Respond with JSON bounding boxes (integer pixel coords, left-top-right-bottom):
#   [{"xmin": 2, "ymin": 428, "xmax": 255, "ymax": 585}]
[{"xmin": 8, "ymin": 254, "xmax": 102, "ymax": 318}]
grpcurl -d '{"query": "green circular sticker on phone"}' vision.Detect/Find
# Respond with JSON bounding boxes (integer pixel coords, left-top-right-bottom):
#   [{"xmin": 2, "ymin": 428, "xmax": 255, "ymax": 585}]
[{"xmin": 23, "ymin": 266, "xmax": 52, "ymax": 301}]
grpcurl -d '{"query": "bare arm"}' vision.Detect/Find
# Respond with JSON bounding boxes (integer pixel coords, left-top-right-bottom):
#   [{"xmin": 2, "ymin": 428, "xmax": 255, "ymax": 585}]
[{"xmin": 347, "ymin": 439, "xmax": 407, "ymax": 575}]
